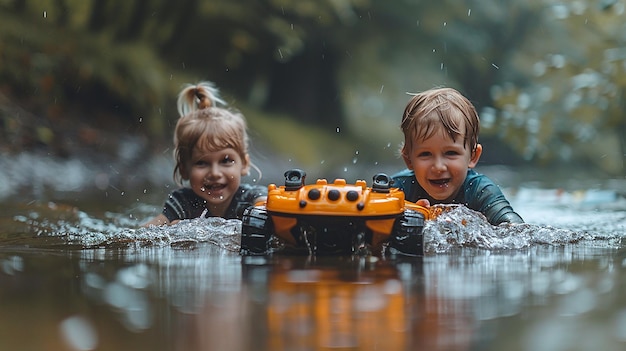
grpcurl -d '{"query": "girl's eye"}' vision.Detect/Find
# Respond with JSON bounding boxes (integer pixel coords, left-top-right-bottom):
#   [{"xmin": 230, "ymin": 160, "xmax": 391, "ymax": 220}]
[
  {"xmin": 195, "ymin": 160, "xmax": 209, "ymax": 166},
  {"xmin": 221, "ymin": 155, "xmax": 236, "ymax": 164}
]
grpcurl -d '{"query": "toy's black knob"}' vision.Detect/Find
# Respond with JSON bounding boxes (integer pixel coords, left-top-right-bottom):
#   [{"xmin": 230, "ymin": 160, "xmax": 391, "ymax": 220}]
[
  {"xmin": 346, "ymin": 190, "xmax": 359, "ymax": 201},
  {"xmin": 328, "ymin": 189, "xmax": 341, "ymax": 201},
  {"xmin": 284, "ymin": 169, "xmax": 306, "ymax": 191},
  {"xmin": 372, "ymin": 173, "xmax": 392, "ymax": 193},
  {"xmin": 308, "ymin": 189, "xmax": 321, "ymax": 200}
]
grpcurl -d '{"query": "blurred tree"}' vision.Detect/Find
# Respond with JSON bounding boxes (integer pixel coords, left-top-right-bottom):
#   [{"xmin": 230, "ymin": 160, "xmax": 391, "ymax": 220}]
[
  {"xmin": 1, "ymin": 0, "xmax": 623, "ymax": 176},
  {"xmin": 485, "ymin": 0, "xmax": 626, "ymax": 175}
]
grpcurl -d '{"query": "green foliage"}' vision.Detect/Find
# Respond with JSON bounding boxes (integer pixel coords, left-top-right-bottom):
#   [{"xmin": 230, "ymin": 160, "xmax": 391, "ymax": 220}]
[
  {"xmin": 486, "ymin": 0, "xmax": 626, "ymax": 174},
  {"xmin": 1, "ymin": 0, "xmax": 624, "ymax": 176},
  {"xmin": 0, "ymin": 6, "xmax": 176, "ymax": 138}
]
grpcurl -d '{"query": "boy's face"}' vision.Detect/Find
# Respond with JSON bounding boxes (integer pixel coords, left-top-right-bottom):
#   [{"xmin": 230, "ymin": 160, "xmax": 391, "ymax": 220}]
[{"xmin": 402, "ymin": 128, "xmax": 482, "ymax": 202}]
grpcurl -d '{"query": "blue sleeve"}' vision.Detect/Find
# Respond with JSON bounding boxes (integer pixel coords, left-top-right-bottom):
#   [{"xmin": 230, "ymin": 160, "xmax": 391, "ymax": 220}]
[
  {"xmin": 391, "ymin": 169, "xmax": 423, "ymax": 202},
  {"xmin": 463, "ymin": 172, "xmax": 524, "ymax": 225}
]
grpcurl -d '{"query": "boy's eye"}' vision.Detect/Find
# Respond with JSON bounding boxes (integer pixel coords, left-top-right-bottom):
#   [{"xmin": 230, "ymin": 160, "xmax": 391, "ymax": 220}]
[
  {"xmin": 417, "ymin": 151, "xmax": 431, "ymax": 157},
  {"xmin": 445, "ymin": 150, "xmax": 460, "ymax": 156},
  {"xmin": 195, "ymin": 160, "xmax": 209, "ymax": 166}
]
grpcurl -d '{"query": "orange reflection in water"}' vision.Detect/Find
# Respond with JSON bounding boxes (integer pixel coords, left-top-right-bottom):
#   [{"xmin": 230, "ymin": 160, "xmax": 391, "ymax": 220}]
[
  {"xmin": 267, "ymin": 269, "xmax": 405, "ymax": 350},
  {"xmin": 243, "ymin": 257, "xmax": 472, "ymax": 351}
]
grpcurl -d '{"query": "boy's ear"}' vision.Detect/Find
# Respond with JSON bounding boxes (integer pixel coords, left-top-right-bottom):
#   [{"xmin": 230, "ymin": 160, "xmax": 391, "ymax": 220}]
[
  {"xmin": 401, "ymin": 145, "xmax": 413, "ymax": 170},
  {"xmin": 469, "ymin": 144, "xmax": 483, "ymax": 168}
]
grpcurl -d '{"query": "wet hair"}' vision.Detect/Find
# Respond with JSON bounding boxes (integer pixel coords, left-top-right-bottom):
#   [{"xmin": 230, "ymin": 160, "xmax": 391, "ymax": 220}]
[
  {"xmin": 172, "ymin": 82, "xmax": 252, "ymax": 184},
  {"xmin": 400, "ymin": 87, "xmax": 480, "ymax": 157}
]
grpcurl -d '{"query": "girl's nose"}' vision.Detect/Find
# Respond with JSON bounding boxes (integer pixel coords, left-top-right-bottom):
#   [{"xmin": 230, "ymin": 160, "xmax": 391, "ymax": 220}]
[{"xmin": 204, "ymin": 164, "xmax": 221, "ymax": 179}]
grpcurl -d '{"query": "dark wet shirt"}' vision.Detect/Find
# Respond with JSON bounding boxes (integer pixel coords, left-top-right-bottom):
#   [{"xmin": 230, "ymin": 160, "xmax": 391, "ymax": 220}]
[
  {"xmin": 392, "ymin": 169, "xmax": 523, "ymax": 225},
  {"xmin": 162, "ymin": 184, "xmax": 267, "ymax": 221}
]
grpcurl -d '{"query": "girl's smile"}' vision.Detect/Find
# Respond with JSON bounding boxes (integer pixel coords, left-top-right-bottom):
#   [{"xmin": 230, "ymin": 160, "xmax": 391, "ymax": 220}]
[{"xmin": 188, "ymin": 147, "xmax": 249, "ymax": 216}]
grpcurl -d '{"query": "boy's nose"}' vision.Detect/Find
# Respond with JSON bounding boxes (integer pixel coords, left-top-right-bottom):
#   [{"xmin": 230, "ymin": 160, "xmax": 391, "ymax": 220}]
[{"xmin": 432, "ymin": 158, "xmax": 447, "ymax": 172}]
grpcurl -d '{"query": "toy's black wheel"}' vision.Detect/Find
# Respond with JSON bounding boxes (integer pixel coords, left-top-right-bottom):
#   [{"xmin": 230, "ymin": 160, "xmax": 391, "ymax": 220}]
[
  {"xmin": 389, "ymin": 209, "xmax": 425, "ymax": 256},
  {"xmin": 240, "ymin": 206, "xmax": 272, "ymax": 255}
]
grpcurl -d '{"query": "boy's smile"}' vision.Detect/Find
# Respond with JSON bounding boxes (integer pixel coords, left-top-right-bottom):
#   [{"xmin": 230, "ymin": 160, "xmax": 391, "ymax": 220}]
[
  {"xmin": 429, "ymin": 178, "xmax": 450, "ymax": 186},
  {"xmin": 403, "ymin": 128, "xmax": 482, "ymax": 202}
]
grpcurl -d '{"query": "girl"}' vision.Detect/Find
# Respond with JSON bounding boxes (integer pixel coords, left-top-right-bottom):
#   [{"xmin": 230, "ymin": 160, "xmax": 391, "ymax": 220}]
[{"xmin": 144, "ymin": 82, "xmax": 266, "ymax": 226}]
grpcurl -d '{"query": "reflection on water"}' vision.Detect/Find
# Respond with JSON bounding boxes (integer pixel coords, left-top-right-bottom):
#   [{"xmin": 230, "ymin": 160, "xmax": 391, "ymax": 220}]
[
  {"xmin": 0, "ymin": 186, "xmax": 625, "ymax": 350},
  {"xmin": 2, "ymin": 243, "xmax": 625, "ymax": 350}
]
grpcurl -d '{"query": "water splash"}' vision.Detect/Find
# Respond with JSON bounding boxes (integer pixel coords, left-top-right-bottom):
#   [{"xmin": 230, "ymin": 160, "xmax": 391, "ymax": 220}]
[
  {"xmin": 11, "ymin": 206, "xmax": 241, "ymax": 252},
  {"xmin": 7, "ymin": 201, "xmax": 623, "ymax": 255},
  {"xmin": 424, "ymin": 205, "xmax": 622, "ymax": 253}
]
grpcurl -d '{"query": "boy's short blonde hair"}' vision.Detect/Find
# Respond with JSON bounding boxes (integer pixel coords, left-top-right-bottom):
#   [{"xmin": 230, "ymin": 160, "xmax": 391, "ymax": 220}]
[
  {"xmin": 400, "ymin": 87, "xmax": 480, "ymax": 157},
  {"xmin": 172, "ymin": 82, "xmax": 249, "ymax": 184}
]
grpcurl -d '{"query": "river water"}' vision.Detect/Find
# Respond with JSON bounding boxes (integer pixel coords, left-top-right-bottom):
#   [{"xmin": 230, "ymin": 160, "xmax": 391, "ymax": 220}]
[{"xmin": 0, "ymin": 162, "xmax": 625, "ymax": 351}]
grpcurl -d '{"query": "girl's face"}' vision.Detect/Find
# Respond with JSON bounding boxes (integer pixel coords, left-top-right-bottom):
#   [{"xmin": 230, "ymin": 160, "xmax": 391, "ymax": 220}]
[
  {"xmin": 188, "ymin": 146, "xmax": 249, "ymax": 216},
  {"xmin": 403, "ymin": 127, "xmax": 482, "ymax": 202}
]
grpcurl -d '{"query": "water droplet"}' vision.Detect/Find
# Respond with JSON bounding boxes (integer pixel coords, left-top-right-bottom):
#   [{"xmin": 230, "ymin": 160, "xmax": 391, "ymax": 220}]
[
  {"xmin": 200, "ymin": 187, "xmax": 206, "ymax": 192},
  {"xmin": 336, "ymin": 127, "xmax": 341, "ymax": 133}
]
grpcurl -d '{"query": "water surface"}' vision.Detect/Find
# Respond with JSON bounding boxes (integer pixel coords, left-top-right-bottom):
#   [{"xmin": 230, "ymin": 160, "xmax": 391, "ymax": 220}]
[{"xmin": 1, "ymin": 180, "xmax": 625, "ymax": 351}]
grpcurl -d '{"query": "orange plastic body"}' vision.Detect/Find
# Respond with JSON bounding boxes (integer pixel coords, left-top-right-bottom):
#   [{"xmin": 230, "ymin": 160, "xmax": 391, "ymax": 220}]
[{"xmin": 260, "ymin": 178, "xmax": 429, "ymax": 246}]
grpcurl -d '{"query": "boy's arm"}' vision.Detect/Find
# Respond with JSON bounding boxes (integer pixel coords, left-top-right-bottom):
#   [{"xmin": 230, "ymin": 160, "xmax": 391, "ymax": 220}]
[{"xmin": 465, "ymin": 174, "xmax": 524, "ymax": 225}]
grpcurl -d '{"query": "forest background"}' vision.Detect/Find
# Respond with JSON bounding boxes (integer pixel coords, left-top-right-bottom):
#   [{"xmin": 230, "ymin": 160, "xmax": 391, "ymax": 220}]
[{"xmin": 1, "ymin": 0, "xmax": 625, "ymax": 200}]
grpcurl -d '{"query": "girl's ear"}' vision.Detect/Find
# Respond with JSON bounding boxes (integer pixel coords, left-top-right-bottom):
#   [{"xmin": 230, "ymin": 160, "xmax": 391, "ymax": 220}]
[
  {"xmin": 469, "ymin": 144, "xmax": 483, "ymax": 168},
  {"xmin": 180, "ymin": 165, "xmax": 190, "ymax": 180},
  {"xmin": 241, "ymin": 154, "xmax": 251, "ymax": 176}
]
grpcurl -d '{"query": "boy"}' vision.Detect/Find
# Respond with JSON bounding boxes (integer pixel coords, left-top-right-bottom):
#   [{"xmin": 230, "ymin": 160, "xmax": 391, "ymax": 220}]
[{"xmin": 392, "ymin": 87, "xmax": 523, "ymax": 225}]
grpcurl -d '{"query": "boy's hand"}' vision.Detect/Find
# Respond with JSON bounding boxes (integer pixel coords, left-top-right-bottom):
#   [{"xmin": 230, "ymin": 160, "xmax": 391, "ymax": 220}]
[{"xmin": 416, "ymin": 199, "xmax": 430, "ymax": 207}]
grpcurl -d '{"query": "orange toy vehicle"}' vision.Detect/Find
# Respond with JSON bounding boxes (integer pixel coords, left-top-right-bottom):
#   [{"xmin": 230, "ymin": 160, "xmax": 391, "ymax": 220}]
[{"xmin": 240, "ymin": 169, "xmax": 429, "ymax": 256}]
